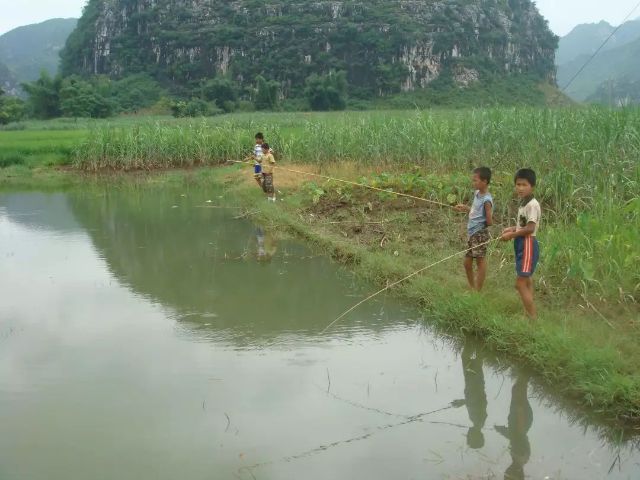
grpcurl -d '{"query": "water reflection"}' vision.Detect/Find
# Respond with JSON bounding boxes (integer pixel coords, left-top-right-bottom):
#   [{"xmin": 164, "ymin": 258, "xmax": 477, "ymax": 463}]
[
  {"xmin": 255, "ymin": 227, "xmax": 277, "ymax": 262},
  {"xmin": 65, "ymin": 189, "xmax": 408, "ymax": 345},
  {"xmin": 0, "ymin": 192, "xmax": 80, "ymax": 233},
  {"xmin": 496, "ymin": 373, "xmax": 533, "ymax": 480},
  {"xmin": 456, "ymin": 338, "xmax": 488, "ymax": 450}
]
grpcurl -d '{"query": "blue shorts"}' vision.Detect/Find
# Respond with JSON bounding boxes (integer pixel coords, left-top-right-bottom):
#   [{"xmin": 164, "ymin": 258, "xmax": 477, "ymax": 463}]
[{"xmin": 515, "ymin": 236, "xmax": 539, "ymax": 277}]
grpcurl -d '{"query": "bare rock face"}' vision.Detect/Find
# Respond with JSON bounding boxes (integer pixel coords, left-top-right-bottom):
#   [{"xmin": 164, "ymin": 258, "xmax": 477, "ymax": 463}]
[{"xmin": 62, "ymin": 0, "xmax": 557, "ymax": 96}]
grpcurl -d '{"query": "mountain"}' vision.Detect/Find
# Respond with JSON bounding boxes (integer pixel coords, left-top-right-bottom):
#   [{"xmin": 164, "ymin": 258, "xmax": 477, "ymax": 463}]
[
  {"xmin": 556, "ymin": 19, "xmax": 640, "ymax": 101},
  {"xmin": 559, "ymin": 37, "xmax": 640, "ymax": 103},
  {"xmin": 556, "ymin": 19, "xmax": 640, "ymax": 66},
  {"xmin": 0, "ymin": 60, "xmax": 19, "ymax": 96},
  {"xmin": 0, "ymin": 18, "xmax": 78, "ymax": 85},
  {"xmin": 61, "ymin": 0, "xmax": 557, "ymax": 100},
  {"xmin": 588, "ymin": 77, "xmax": 640, "ymax": 106}
]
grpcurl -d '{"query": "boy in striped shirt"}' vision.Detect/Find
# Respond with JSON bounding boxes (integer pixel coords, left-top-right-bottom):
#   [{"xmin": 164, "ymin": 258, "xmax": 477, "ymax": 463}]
[
  {"xmin": 500, "ymin": 169, "xmax": 541, "ymax": 319},
  {"xmin": 252, "ymin": 132, "xmax": 265, "ymax": 187}
]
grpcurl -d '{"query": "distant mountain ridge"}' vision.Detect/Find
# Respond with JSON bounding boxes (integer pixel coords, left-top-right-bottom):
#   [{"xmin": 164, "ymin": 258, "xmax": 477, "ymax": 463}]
[
  {"xmin": 556, "ymin": 19, "xmax": 640, "ymax": 66},
  {"xmin": 556, "ymin": 18, "xmax": 640, "ymax": 102},
  {"xmin": 0, "ymin": 18, "xmax": 78, "ymax": 90}
]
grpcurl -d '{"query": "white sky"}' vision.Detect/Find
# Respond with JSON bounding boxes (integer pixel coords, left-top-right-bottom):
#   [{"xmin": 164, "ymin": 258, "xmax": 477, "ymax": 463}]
[
  {"xmin": 534, "ymin": 0, "xmax": 640, "ymax": 35},
  {"xmin": 0, "ymin": 0, "xmax": 638, "ymax": 37}
]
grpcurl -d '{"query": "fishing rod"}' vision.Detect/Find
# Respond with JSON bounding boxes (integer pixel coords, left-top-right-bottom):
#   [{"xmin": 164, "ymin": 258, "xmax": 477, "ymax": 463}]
[
  {"xmin": 321, "ymin": 237, "xmax": 499, "ymax": 333},
  {"xmin": 229, "ymin": 159, "xmax": 455, "ymax": 209}
]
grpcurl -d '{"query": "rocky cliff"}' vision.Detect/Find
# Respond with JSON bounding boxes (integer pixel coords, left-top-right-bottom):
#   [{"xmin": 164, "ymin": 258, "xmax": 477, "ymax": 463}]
[{"xmin": 61, "ymin": 0, "xmax": 557, "ymax": 97}]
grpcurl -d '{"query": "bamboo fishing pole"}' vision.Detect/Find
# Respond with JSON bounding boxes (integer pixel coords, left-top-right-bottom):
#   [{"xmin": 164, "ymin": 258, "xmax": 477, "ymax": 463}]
[
  {"xmin": 229, "ymin": 159, "xmax": 455, "ymax": 209},
  {"xmin": 321, "ymin": 238, "xmax": 499, "ymax": 333}
]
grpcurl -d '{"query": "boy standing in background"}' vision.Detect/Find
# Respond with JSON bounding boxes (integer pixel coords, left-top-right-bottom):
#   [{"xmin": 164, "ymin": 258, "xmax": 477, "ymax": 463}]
[
  {"xmin": 261, "ymin": 143, "xmax": 277, "ymax": 202},
  {"xmin": 501, "ymin": 169, "xmax": 541, "ymax": 319},
  {"xmin": 456, "ymin": 167, "xmax": 494, "ymax": 291},
  {"xmin": 252, "ymin": 132, "xmax": 265, "ymax": 187}
]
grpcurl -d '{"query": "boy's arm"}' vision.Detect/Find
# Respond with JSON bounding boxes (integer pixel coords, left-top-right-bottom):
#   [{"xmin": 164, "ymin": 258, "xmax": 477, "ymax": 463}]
[
  {"xmin": 454, "ymin": 204, "xmax": 471, "ymax": 213},
  {"xmin": 484, "ymin": 201, "xmax": 493, "ymax": 227},
  {"xmin": 500, "ymin": 222, "xmax": 535, "ymax": 241}
]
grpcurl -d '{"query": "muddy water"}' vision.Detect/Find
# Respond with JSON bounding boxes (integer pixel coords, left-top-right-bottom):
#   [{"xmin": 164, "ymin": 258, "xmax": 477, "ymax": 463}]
[{"xmin": 0, "ymin": 190, "xmax": 637, "ymax": 480}]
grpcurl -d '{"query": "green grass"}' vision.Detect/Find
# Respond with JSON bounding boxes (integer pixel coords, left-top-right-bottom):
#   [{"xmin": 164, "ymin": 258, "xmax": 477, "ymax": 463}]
[
  {"xmin": 70, "ymin": 108, "xmax": 640, "ymax": 215},
  {"xmin": 0, "ymin": 129, "xmax": 86, "ymax": 169}
]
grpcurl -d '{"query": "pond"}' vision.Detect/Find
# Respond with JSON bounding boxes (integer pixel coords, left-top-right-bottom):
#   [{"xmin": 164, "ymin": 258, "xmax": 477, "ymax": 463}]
[{"xmin": 0, "ymin": 190, "xmax": 638, "ymax": 480}]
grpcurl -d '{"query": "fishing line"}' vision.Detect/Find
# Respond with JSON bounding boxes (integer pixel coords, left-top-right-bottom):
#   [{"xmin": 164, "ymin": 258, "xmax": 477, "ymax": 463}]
[
  {"xmin": 229, "ymin": 159, "xmax": 454, "ymax": 209},
  {"xmin": 562, "ymin": 0, "xmax": 640, "ymax": 92},
  {"xmin": 228, "ymin": 159, "xmax": 501, "ymax": 332},
  {"xmin": 321, "ymin": 238, "xmax": 499, "ymax": 333}
]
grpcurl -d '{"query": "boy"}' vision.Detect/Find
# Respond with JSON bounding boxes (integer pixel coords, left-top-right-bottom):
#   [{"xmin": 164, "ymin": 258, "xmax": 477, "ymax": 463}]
[
  {"xmin": 261, "ymin": 143, "xmax": 276, "ymax": 202},
  {"xmin": 455, "ymin": 167, "xmax": 493, "ymax": 291},
  {"xmin": 252, "ymin": 132, "xmax": 265, "ymax": 187},
  {"xmin": 500, "ymin": 169, "xmax": 541, "ymax": 319}
]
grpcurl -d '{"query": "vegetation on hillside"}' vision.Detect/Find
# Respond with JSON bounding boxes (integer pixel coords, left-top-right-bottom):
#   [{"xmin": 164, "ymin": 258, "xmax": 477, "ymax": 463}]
[
  {"xmin": 13, "ymin": 69, "xmax": 563, "ymax": 122},
  {"xmin": 0, "ymin": 18, "xmax": 77, "ymax": 83},
  {"xmin": 556, "ymin": 19, "xmax": 640, "ymax": 66},
  {"xmin": 0, "ymin": 87, "xmax": 25, "ymax": 125},
  {"xmin": 588, "ymin": 77, "xmax": 640, "ymax": 106},
  {"xmin": 0, "ymin": 1, "xmax": 563, "ymax": 121},
  {"xmin": 55, "ymin": 0, "xmax": 557, "ymax": 114},
  {"xmin": 0, "ymin": 60, "xmax": 19, "ymax": 96}
]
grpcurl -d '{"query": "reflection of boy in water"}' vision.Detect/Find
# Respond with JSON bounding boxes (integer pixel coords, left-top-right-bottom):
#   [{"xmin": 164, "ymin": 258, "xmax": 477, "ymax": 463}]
[
  {"xmin": 453, "ymin": 339, "xmax": 488, "ymax": 449},
  {"xmin": 495, "ymin": 373, "xmax": 533, "ymax": 480},
  {"xmin": 255, "ymin": 227, "xmax": 277, "ymax": 262}
]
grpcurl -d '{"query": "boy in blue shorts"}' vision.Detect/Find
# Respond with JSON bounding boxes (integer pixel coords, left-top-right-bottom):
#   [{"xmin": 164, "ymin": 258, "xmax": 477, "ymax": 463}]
[
  {"xmin": 500, "ymin": 169, "xmax": 541, "ymax": 319},
  {"xmin": 455, "ymin": 167, "xmax": 493, "ymax": 291},
  {"xmin": 252, "ymin": 132, "xmax": 265, "ymax": 187}
]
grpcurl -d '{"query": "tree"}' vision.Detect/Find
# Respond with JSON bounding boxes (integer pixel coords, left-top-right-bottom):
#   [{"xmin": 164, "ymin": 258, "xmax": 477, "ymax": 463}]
[
  {"xmin": 170, "ymin": 98, "xmax": 220, "ymax": 117},
  {"xmin": 111, "ymin": 74, "xmax": 164, "ymax": 112},
  {"xmin": 21, "ymin": 71, "xmax": 63, "ymax": 119},
  {"xmin": 254, "ymin": 76, "xmax": 280, "ymax": 110},
  {"xmin": 59, "ymin": 76, "xmax": 114, "ymax": 118},
  {"xmin": 0, "ymin": 89, "xmax": 25, "ymax": 125},
  {"xmin": 201, "ymin": 77, "xmax": 238, "ymax": 112},
  {"xmin": 304, "ymin": 71, "xmax": 347, "ymax": 111}
]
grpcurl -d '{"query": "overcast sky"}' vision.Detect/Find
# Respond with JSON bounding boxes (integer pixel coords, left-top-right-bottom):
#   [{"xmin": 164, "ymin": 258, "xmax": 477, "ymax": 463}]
[{"xmin": 0, "ymin": 0, "xmax": 638, "ymax": 36}]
